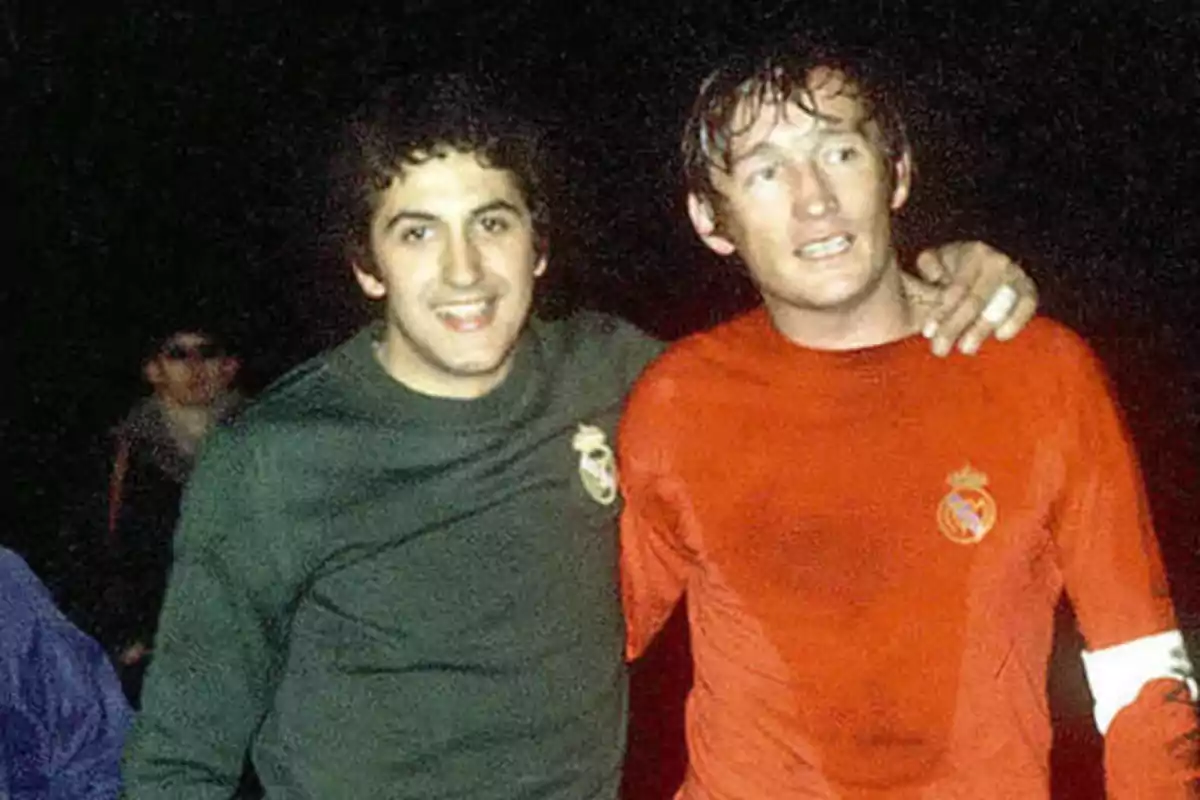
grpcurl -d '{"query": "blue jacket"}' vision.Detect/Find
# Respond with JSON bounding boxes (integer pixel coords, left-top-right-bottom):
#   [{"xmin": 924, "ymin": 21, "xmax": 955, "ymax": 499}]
[{"xmin": 1, "ymin": 547, "xmax": 131, "ymax": 799}]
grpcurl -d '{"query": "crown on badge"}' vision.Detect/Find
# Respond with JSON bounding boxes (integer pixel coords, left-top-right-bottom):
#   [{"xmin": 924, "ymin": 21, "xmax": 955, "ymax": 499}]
[
  {"xmin": 947, "ymin": 464, "xmax": 989, "ymax": 490},
  {"xmin": 573, "ymin": 424, "xmax": 608, "ymax": 454}
]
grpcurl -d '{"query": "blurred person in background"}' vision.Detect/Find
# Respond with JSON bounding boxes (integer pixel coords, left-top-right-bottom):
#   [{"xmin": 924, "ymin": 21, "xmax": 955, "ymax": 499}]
[{"xmin": 103, "ymin": 329, "xmax": 243, "ymax": 706}]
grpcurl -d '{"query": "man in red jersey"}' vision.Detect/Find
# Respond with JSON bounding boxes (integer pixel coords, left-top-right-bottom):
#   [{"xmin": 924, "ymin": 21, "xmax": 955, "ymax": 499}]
[{"xmin": 618, "ymin": 38, "xmax": 1199, "ymax": 799}]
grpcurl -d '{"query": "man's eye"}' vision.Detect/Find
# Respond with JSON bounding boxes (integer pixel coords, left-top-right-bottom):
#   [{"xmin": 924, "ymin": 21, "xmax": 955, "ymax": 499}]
[
  {"xmin": 749, "ymin": 164, "xmax": 780, "ymax": 184},
  {"xmin": 400, "ymin": 226, "xmax": 431, "ymax": 243},
  {"xmin": 825, "ymin": 146, "xmax": 861, "ymax": 164},
  {"xmin": 480, "ymin": 216, "xmax": 511, "ymax": 234}
]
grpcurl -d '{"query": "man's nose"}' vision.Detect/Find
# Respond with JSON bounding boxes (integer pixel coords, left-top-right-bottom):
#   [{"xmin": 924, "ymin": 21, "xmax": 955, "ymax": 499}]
[
  {"xmin": 442, "ymin": 236, "xmax": 484, "ymax": 288},
  {"xmin": 793, "ymin": 163, "xmax": 839, "ymax": 219}
]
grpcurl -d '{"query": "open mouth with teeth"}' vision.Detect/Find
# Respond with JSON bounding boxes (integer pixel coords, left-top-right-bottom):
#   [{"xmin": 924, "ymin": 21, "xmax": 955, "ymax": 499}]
[
  {"xmin": 434, "ymin": 299, "xmax": 497, "ymax": 333},
  {"xmin": 797, "ymin": 234, "xmax": 854, "ymax": 260}
]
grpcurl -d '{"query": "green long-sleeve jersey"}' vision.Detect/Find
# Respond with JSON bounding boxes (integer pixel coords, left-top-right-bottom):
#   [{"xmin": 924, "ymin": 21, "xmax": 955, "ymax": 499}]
[{"xmin": 122, "ymin": 312, "xmax": 663, "ymax": 800}]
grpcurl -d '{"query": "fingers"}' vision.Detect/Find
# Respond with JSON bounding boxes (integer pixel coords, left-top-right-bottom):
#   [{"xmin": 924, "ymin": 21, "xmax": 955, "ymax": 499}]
[
  {"xmin": 928, "ymin": 290, "xmax": 993, "ymax": 357},
  {"xmin": 918, "ymin": 243, "xmax": 985, "ymax": 342},
  {"xmin": 994, "ymin": 292, "xmax": 1038, "ymax": 341},
  {"xmin": 993, "ymin": 277, "xmax": 1041, "ymax": 340},
  {"xmin": 912, "ymin": 242, "xmax": 1041, "ymax": 356},
  {"xmin": 919, "ymin": 241, "xmax": 1041, "ymax": 356},
  {"xmin": 913, "ymin": 247, "xmax": 952, "ymax": 286},
  {"xmin": 928, "ymin": 278, "xmax": 1036, "ymax": 355},
  {"xmin": 944, "ymin": 285, "xmax": 1018, "ymax": 355}
]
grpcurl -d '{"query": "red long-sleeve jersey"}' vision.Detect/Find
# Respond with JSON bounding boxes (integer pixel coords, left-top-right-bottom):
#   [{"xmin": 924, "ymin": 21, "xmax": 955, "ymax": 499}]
[{"xmin": 619, "ymin": 310, "xmax": 1197, "ymax": 799}]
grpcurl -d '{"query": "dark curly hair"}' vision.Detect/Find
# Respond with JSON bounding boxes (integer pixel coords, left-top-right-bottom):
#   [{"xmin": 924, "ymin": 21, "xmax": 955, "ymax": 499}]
[
  {"xmin": 681, "ymin": 37, "xmax": 910, "ymax": 203},
  {"xmin": 326, "ymin": 71, "xmax": 551, "ymax": 276}
]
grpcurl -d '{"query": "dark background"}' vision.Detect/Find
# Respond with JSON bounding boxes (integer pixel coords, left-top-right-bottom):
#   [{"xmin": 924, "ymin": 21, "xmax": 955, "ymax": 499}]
[{"xmin": 2, "ymin": 1, "xmax": 1198, "ymax": 796}]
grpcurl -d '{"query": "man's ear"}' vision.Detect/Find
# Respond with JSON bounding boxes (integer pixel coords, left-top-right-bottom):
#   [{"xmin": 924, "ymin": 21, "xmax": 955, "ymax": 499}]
[
  {"xmin": 351, "ymin": 258, "xmax": 387, "ymax": 300},
  {"xmin": 533, "ymin": 243, "xmax": 548, "ymax": 278},
  {"xmin": 890, "ymin": 150, "xmax": 913, "ymax": 211},
  {"xmin": 687, "ymin": 193, "xmax": 736, "ymax": 256}
]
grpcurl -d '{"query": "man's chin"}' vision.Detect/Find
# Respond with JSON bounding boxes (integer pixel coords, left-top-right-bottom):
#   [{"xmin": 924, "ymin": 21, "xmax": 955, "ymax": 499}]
[
  {"xmin": 442, "ymin": 360, "xmax": 508, "ymax": 378},
  {"xmin": 435, "ymin": 345, "xmax": 518, "ymax": 380},
  {"xmin": 774, "ymin": 287, "xmax": 869, "ymax": 314}
]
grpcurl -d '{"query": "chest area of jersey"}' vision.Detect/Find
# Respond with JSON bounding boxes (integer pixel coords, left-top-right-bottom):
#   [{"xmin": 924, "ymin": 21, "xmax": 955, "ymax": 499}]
[
  {"xmin": 288, "ymin": 406, "xmax": 627, "ymax": 641},
  {"xmin": 672, "ymin": 389, "xmax": 1057, "ymax": 611}
]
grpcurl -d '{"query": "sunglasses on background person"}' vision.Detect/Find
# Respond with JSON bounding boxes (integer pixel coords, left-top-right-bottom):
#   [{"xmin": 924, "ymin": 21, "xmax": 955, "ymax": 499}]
[{"xmin": 159, "ymin": 341, "xmax": 226, "ymax": 361}]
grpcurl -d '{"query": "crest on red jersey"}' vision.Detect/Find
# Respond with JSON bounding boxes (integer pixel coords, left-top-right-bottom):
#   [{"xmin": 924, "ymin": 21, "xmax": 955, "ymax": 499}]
[{"xmin": 937, "ymin": 464, "xmax": 997, "ymax": 545}]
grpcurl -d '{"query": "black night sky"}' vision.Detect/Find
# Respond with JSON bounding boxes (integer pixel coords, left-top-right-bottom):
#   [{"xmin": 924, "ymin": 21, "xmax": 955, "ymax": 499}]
[{"xmin": 2, "ymin": 0, "xmax": 1198, "ymax": 701}]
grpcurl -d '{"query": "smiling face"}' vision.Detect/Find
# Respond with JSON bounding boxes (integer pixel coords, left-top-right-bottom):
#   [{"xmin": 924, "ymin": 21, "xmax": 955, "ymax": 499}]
[
  {"xmin": 352, "ymin": 148, "xmax": 546, "ymax": 399},
  {"xmin": 689, "ymin": 67, "xmax": 912, "ymax": 335}
]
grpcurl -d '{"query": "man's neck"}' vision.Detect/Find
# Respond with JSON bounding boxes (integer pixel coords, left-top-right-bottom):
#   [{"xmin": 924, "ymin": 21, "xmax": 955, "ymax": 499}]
[
  {"xmin": 763, "ymin": 266, "xmax": 919, "ymax": 352},
  {"xmin": 375, "ymin": 336, "xmax": 512, "ymax": 400}
]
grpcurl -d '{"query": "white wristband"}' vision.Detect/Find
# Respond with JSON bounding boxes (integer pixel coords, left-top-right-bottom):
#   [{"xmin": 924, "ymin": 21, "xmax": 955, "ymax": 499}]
[{"xmin": 1081, "ymin": 629, "xmax": 1198, "ymax": 735}]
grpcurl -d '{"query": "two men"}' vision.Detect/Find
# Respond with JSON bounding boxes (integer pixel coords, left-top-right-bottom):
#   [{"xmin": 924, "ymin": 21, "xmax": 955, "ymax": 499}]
[
  {"xmin": 123, "ymin": 72, "xmax": 1036, "ymax": 798},
  {"xmin": 618, "ymin": 41, "xmax": 1199, "ymax": 798}
]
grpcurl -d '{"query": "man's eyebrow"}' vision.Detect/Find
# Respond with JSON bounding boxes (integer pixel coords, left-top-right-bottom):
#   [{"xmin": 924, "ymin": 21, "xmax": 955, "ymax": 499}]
[
  {"xmin": 382, "ymin": 201, "xmax": 525, "ymax": 232},
  {"xmin": 730, "ymin": 140, "xmax": 785, "ymax": 166},
  {"xmin": 471, "ymin": 199, "xmax": 524, "ymax": 218},
  {"xmin": 730, "ymin": 114, "xmax": 874, "ymax": 165},
  {"xmin": 382, "ymin": 210, "xmax": 438, "ymax": 233},
  {"xmin": 816, "ymin": 116, "xmax": 872, "ymax": 136}
]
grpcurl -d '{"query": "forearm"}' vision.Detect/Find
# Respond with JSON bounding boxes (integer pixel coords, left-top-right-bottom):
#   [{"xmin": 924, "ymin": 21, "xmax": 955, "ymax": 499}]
[
  {"xmin": 122, "ymin": 651, "xmax": 270, "ymax": 796},
  {"xmin": 122, "ymin": 554, "xmax": 279, "ymax": 798}
]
